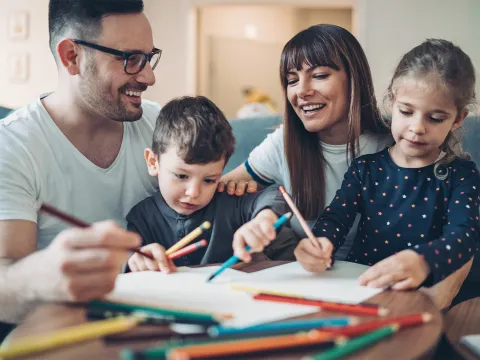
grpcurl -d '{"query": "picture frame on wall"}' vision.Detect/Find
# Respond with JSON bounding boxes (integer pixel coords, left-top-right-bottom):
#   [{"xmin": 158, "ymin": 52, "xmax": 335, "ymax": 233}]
[
  {"xmin": 8, "ymin": 53, "xmax": 29, "ymax": 82},
  {"xmin": 7, "ymin": 10, "xmax": 29, "ymax": 40}
]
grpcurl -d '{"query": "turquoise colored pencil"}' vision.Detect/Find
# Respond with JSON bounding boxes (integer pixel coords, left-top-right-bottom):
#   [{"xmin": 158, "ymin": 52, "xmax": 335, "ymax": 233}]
[
  {"xmin": 209, "ymin": 317, "xmax": 356, "ymax": 337},
  {"xmin": 303, "ymin": 325, "xmax": 399, "ymax": 360},
  {"xmin": 206, "ymin": 211, "xmax": 292, "ymax": 282}
]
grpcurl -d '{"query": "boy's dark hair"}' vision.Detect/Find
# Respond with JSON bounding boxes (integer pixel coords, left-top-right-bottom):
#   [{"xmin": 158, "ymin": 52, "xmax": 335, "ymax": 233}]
[
  {"xmin": 48, "ymin": 0, "xmax": 144, "ymax": 61},
  {"xmin": 152, "ymin": 96, "xmax": 235, "ymax": 165}
]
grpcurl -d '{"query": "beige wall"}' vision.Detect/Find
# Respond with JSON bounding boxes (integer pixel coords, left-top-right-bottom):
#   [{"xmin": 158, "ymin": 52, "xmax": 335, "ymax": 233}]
[
  {"xmin": 356, "ymin": 0, "xmax": 480, "ymax": 110},
  {"xmin": 295, "ymin": 8, "xmax": 352, "ymax": 33},
  {"xmin": 1, "ymin": 0, "xmax": 479, "ymax": 110},
  {"xmin": 197, "ymin": 5, "xmax": 297, "ymax": 96},
  {"xmin": 0, "ymin": 0, "xmax": 57, "ymax": 108}
]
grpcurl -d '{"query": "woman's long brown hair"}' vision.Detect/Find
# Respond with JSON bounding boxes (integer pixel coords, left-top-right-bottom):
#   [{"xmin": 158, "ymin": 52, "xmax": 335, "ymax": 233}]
[{"xmin": 280, "ymin": 24, "xmax": 386, "ymax": 219}]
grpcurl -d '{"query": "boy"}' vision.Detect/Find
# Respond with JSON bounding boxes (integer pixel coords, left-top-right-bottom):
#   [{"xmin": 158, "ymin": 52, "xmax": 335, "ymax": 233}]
[{"xmin": 126, "ymin": 96, "xmax": 291, "ymax": 273}]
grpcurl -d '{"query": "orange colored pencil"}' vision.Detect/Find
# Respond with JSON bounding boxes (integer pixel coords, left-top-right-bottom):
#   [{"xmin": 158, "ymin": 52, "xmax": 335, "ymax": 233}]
[
  {"xmin": 321, "ymin": 313, "xmax": 432, "ymax": 337},
  {"xmin": 279, "ymin": 186, "xmax": 323, "ymax": 251},
  {"xmin": 166, "ymin": 330, "xmax": 336, "ymax": 359},
  {"xmin": 254, "ymin": 293, "xmax": 388, "ymax": 316}
]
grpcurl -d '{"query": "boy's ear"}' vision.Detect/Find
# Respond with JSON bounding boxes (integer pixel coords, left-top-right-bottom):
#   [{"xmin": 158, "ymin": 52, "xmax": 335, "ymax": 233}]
[
  {"xmin": 452, "ymin": 109, "xmax": 469, "ymax": 131},
  {"xmin": 144, "ymin": 148, "xmax": 159, "ymax": 176}
]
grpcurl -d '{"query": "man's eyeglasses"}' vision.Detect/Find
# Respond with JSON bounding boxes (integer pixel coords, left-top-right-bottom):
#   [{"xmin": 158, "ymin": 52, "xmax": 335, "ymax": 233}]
[{"xmin": 73, "ymin": 39, "xmax": 161, "ymax": 75}]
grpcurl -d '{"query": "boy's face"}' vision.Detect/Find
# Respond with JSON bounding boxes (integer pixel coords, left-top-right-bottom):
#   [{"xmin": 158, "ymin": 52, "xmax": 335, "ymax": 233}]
[{"xmin": 145, "ymin": 146, "xmax": 225, "ymax": 215}]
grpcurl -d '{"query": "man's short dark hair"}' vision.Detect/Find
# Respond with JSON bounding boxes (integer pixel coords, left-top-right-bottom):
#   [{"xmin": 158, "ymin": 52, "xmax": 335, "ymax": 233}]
[
  {"xmin": 48, "ymin": 0, "xmax": 144, "ymax": 60},
  {"xmin": 152, "ymin": 96, "xmax": 235, "ymax": 165}
]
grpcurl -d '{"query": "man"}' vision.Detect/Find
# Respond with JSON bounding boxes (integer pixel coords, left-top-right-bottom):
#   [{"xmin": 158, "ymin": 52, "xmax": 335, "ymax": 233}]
[{"xmin": 0, "ymin": 0, "xmax": 160, "ymax": 324}]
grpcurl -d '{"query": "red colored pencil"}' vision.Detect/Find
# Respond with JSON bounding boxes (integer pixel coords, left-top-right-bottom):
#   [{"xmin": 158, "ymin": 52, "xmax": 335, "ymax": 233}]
[
  {"xmin": 254, "ymin": 293, "xmax": 388, "ymax": 316},
  {"xmin": 320, "ymin": 312, "xmax": 432, "ymax": 336},
  {"xmin": 40, "ymin": 203, "xmax": 154, "ymax": 260},
  {"xmin": 168, "ymin": 240, "xmax": 208, "ymax": 260}
]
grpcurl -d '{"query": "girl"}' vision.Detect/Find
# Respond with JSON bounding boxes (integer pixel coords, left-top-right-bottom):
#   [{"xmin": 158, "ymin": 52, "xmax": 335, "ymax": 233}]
[
  {"xmin": 295, "ymin": 39, "xmax": 480, "ymax": 290},
  {"xmin": 224, "ymin": 24, "xmax": 392, "ymax": 261}
]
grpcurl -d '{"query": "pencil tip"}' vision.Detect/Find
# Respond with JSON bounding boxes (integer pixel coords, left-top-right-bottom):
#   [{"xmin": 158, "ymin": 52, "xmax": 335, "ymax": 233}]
[
  {"xmin": 422, "ymin": 312, "xmax": 433, "ymax": 322},
  {"xmin": 285, "ymin": 212, "xmax": 292, "ymax": 219},
  {"xmin": 206, "ymin": 275, "xmax": 214, "ymax": 282},
  {"xmin": 201, "ymin": 221, "xmax": 211, "ymax": 230}
]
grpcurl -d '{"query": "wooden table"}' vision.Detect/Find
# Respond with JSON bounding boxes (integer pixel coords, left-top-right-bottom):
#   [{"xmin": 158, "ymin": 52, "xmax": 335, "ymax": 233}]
[
  {"xmin": 445, "ymin": 298, "xmax": 480, "ymax": 359},
  {"xmin": 7, "ymin": 261, "xmax": 443, "ymax": 360}
]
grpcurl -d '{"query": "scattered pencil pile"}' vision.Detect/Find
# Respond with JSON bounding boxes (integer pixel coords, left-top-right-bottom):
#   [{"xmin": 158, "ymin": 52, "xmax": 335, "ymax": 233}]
[{"xmin": 118, "ymin": 311, "xmax": 432, "ymax": 360}]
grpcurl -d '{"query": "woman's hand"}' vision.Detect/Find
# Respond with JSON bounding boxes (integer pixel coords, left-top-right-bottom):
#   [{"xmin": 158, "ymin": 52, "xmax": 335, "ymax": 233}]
[
  {"xmin": 358, "ymin": 250, "xmax": 430, "ymax": 290},
  {"xmin": 294, "ymin": 237, "xmax": 334, "ymax": 272},
  {"xmin": 232, "ymin": 209, "xmax": 278, "ymax": 262},
  {"xmin": 217, "ymin": 180, "xmax": 258, "ymax": 196}
]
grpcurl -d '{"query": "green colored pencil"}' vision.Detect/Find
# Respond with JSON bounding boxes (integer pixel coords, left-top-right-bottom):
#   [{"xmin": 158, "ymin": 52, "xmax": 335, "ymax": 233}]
[
  {"xmin": 88, "ymin": 300, "xmax": 222, "ymax": 325},
  {"xmin": 304, "ymin": 325, "xmax": 399, "ymax": 360}
]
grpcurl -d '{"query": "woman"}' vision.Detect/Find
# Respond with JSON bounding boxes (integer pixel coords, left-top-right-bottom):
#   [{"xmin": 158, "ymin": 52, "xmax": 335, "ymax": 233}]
[{"xmin": 222, "ymin": 24, "xmax": 391, "ymax": 259}]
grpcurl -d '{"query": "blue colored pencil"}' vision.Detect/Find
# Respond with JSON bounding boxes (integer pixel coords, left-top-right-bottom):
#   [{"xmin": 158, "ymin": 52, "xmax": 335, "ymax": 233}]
[
  {"xmin": 206, "ymin": 212, "xmax": 292, "ymax": 282},
  {"xmin": 208, "ymin": 316, "xmax": 355, "ymax": 337}
]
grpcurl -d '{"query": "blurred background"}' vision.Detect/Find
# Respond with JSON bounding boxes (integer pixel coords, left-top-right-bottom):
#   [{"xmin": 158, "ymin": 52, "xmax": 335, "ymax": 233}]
[{"xmin": 0, "ymin": 0, "xmax": 479, "ymax": 118}]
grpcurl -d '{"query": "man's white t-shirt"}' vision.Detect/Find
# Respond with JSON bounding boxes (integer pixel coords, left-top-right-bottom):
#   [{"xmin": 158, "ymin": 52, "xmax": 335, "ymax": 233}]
[
  {"xmin": 246, "ymin": 125, "xmax": 393, "ymax": 259},
  {"xmin": 0, "ymin": 97, "xmax": 160, "ymax": 250}
]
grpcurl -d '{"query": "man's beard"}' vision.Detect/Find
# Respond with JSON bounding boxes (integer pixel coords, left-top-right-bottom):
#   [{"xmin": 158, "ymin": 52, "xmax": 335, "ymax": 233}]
[{"xmin": 80, "ymin": 63, "xmax": 144, "ymax": 123}]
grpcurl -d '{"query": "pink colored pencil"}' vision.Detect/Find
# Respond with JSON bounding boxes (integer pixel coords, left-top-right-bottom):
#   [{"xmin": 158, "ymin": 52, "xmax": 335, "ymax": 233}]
[
  {"xmin": 279, "ymin": 186, "xmax": 322, "ymax": 250},
  {"xmin": 168, "ymin": 240, "xmax": 208, "ymax": 260}
]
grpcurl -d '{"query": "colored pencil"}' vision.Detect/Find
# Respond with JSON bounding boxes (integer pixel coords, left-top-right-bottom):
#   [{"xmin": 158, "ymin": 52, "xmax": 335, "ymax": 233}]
[
  {"xmin": 168, "ymin": 239, "xmax": 208, "ymax": 260},
  {"xmin": 40, "ymin": 203, "xmax": 154, "ymax": 261},
  {"xmin": 321, "ymin": 313, "xmax": 432, "ymax": 337},
  {"xmin": 166, "ymin": 330, "xmax": 336, "ymax": 360},
  {"xmin": 0, "ymin": 315, "xmax": 140, "ymax": 359},
  {"xmin": 303, "ymin": 325, "xmax": 399, "ymax": 360},
  {"xmin": 206, "ymin": 212, "xmax": 292, "ymax": 282},
  {"xmin": 165, "ymin": 221, "xmax": 211, "ymax": 255},
  {"xmin": 88, "ymin": 300, "xmax": 225, "ymax": 325},
  {"xmin": 254, "ymin": 293, "xmax": 389, "ymax": 316},
  {"xmin": 279, "ymin": 186, "xmax": 323, "ymax": 251},
  {"xmin": 208, "ymin": 316, "xmax": 356, "ymax": 338}
]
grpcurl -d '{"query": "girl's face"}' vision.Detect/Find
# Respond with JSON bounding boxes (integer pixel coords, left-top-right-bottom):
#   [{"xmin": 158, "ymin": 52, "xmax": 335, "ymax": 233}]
[
  {"xmin": 390, "ymin": 77, "xmax": 466, "ymax": 167},
  {"xmin": 286, "ymin": 62, "xmax": 350, "ymax": 144}
]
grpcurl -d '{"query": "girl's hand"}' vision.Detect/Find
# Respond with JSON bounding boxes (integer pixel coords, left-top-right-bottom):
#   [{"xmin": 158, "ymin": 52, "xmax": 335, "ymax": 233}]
[
  {"xmin": 294, "ymin": 237, "xmax": 334, "ymax": 272},
  {"xmin": 232, "ymin": 209, "xmax": 278, "ymax": 262},
  {"xmin": 127, "ymin": 243, "xmax": 177, "ymax": 274},
  {"xmin": 217, "ymin": 180, "xmax": 258, "ymax": 196},
  {"xmin": 358, "ymin": 250, "xmax": 430, "ymax": 290}
]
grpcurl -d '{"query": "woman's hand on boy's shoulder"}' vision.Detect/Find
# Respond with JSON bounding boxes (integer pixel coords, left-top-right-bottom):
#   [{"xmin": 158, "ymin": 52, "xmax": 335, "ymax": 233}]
[
  {"xmin": 358, "ymin": 249, "xmax": 430, "ymax": 290},
  {"xmin": 127, "ymin": 243, "xmax": 177, "ymax": 274},
  {"xmin": 217, "ymin": 179, "xmax": 258, "ymax": 196}
]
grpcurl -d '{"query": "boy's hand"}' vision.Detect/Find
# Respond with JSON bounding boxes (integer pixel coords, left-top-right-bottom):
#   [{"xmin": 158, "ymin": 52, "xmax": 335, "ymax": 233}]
[
  {"xmin": 232, "ymin": 209, "xmax": 278, "ymax": 262},
  {"xmin": 294, "ymin": 237, "xmax": 334, "ymax": 272},
  {"xmin": 127, "ymin": 243, "xmax": 177, "ymax": 274},
  {"xmin": 217, "ymin": 180, "xmax": 257, "ymax": 196},
  {"xmin": 358, "ymin": 250, "xmax": 430, "ymax": 290}
]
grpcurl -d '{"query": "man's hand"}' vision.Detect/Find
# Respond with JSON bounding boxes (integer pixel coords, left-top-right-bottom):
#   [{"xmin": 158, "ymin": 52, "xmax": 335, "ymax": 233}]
[
  {"xmin": 31, "ymin": 221, "xmax": 142, "ymax": 302},
  {"xmin": 232, "ymin": 209, "xmax": 278, "ymax": 262},
  {"xmin": 128, "ymin": 243, "xmax": 177, "ymax": 274},
  {"xmin": 358, "ymin": 250, "xmax": 430, "ymax": 290},
  {"xmin": 294, "ymin": 237, "xmax": 333, "ymax": 272}
]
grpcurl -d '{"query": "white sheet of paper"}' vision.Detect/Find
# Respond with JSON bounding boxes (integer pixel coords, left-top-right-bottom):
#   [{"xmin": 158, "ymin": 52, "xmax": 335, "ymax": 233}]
[
  {"xmin": 231, "ymin": 261, "xmax": 382, "ymax": 304},
  {"xmin": 106, "ymin": 266, "xmax": 317, "ymax": 328},
  {"xmin": 461, "ymin": 334, "xmax": 480, "ymax": 356}
]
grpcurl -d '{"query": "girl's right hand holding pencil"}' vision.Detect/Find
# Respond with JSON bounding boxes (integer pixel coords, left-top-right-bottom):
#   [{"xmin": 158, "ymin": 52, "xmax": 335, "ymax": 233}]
[
  {"xmin": 294, "ymin": 237, "xmax": 334, "ymax": 272},
  {"xmin": 127, "ymin": 243, "xmax": 177, "ymax": 274}
]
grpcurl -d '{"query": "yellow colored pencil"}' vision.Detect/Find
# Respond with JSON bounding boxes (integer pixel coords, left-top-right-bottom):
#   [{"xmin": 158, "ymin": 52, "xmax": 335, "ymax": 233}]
[
  {"xmin": 0, "ymin": 315, "xmax": 140, "ymax": 359},
  {"xmin": 165, "ymin": 221, "xmax": 211, "ymax": 255}
]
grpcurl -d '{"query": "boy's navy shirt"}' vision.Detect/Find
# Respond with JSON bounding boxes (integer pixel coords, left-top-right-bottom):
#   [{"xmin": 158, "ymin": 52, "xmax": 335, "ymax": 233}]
[{"xmin": 126, "ymin": 185, "xmax": 287, "ymax": 266}]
